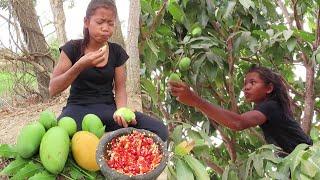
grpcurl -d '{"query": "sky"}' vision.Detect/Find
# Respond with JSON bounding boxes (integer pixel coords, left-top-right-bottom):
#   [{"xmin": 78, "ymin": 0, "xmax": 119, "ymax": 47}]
[{"xmin": 0, "ymin": 0, "xmax": 130, "ymax": 45}]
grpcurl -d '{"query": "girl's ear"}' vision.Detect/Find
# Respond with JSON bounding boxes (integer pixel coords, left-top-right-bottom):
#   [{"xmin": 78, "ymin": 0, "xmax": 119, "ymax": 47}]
[
  {"xmin": 84, "ymin": 17, "xmax": 89, "ymax": 28},
  {"xmin": 267, "ymin": 83, "xmax": 274, "ymax": 94}
]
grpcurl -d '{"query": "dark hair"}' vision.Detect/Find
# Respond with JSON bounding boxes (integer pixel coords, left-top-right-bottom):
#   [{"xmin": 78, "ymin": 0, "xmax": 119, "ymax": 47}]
[
  {"xmin": 82, "ymin": 0, "xmax": 117, "ymax": 53},
  {"xmin": 247, "ymin": 64, "xmax": 293, "ymax": 117}
]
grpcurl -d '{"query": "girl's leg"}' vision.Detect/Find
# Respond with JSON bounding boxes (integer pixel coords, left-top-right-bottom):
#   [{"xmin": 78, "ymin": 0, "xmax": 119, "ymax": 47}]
[
  {"xmin": 87, "ymin": 103, "xmax": 122, "ymax": 132},
  {"xmin": 133, "ymin": 112, "xmax": 169, "ymax": 142},
  {"xmin": 58, "ymin": 104, "xmax": 121, "ymax": 131}
]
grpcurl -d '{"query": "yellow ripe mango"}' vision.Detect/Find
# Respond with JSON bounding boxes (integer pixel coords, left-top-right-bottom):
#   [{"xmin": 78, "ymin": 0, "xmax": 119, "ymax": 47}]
[{"xmin": 71, "ymin": 131, "xmax": 100, "ymax": 171}]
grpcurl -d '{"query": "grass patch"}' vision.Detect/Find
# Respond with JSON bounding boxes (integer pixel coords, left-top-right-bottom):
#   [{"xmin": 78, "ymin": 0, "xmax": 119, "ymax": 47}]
[
  {"xmin": 0, "ymin": 72, "xmax": 37, "ymax": 96},
  {"xmin": 0, "ymin": 72, "xmax": 14, "ymax": 95}
]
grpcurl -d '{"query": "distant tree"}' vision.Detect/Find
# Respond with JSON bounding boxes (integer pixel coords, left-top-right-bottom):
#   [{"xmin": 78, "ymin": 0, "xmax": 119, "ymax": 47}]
[
  {"xmin": 49, "ymin": 0, "xmax": 67, "ymax": 46},
  {"xmin": 10, "ymin": 0, "xmax": 54, "ymax": 100}
]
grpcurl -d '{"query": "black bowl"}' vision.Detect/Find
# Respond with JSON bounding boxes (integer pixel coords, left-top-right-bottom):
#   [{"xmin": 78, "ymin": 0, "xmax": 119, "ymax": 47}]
[{"xmin": 96, "ymin": 127, "xmax": 168, "ymax": 180}]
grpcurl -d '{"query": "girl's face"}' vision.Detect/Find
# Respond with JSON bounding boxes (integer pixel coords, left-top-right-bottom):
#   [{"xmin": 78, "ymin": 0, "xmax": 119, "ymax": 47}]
[
  {"xmin": 243, "ymin": 72, "xmax": 273, "ymax": 104},
  {"xmin": 84, "ymin": 7, "xmax": 115, "ymax": 45}
]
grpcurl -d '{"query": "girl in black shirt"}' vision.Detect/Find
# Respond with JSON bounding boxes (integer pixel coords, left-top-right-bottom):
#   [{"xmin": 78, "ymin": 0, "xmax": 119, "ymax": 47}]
[
  {"xmin": 49, "ymin": 0, "xmax": 168, "ymax": 141},
  {"xmin": 168, "ymin": 64, "xmax": 312, "ymax": 154}
]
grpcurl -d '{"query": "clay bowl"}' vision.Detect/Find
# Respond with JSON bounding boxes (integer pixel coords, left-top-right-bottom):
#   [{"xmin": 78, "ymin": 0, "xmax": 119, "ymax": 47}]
[{"xmin": 96, "ymin": 127, "xmax": 168, "ymax": 180}]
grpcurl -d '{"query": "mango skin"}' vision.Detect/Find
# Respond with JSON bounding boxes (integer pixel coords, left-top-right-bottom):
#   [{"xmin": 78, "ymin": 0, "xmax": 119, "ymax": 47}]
[
  {"xmin": 16, "ymin": 122, "xmax": 46, "ymax": 158},
  {"xmin": 114, "ymin": 107, "xmax": 136, "ymax": 123},
  {"xmin": 179, "ymin": 57, "xmax": 191, "ymax": 71},
  {"xmin": 39, "ymin": 110, "xmax": 57, "ymax": 130},
  {"xmin": 169, "ymin": 73, "xmax": 181, "ymax": 82},
  {"xmin": 71, "ymin": 131, "xmax": 100, "ymax": 171},
  {"xmin": 40, "ymin": 126, "xmax": 70, "ymax": 174}
]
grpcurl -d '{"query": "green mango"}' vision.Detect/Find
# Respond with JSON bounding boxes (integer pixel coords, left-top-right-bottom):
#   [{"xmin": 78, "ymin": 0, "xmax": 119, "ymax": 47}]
[
  {"xmin": 114, "ymin": 107, "xmax": 136, "ymax": 123},
  {"xmin": 40, "ymin": 127, "xmax": 70, "ymax": 174},
  {"xmin": 16, "ymin": 122, "xmax": 45, "ymax": 158},
  {"xmin": 39, "ymin": 110, "xmax": 57, "ymax": 130}
]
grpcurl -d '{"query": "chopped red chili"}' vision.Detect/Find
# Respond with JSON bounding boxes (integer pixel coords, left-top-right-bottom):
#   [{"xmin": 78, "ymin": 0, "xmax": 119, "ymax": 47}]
[{"xmin": 105, "ymin": 130, "xmax": 163, "ymax": 176}]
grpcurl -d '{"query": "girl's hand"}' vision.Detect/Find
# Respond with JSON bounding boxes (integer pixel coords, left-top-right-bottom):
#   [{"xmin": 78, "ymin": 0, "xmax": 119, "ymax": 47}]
[
  {"xmin": 168, "ymin": 81, "xmax": 201, "ymax": 107},
  {"xmin": 77, "ymin": 47, "xmax": 108, "ymax": 68},
  {"xmin": 113, "ymin": 111, "xmax": 137, "ymax": 128}
]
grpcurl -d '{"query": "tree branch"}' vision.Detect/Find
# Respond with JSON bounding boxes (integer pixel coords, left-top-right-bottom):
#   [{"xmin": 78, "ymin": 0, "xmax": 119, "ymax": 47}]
[
  {"xmin": 209, "ymin": 120, "xmax": 237, "ymax": 162},
  {"xmin": 204, "ymin": 158, "xmax": 224, "ymax": 175},
  {"xmin": 276, "ymin": 0, "xmax": 293, "ymax": 29}
]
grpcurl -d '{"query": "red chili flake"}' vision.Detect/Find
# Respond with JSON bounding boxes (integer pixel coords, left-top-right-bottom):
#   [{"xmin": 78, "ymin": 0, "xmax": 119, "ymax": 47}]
[{"xmin": 105, "ymin": 130, "xmax": 163, "ymax": 176}]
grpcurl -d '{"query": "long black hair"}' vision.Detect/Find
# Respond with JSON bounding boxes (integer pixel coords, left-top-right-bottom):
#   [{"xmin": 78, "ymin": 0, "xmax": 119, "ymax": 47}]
[
  {"xmin": 247, "ymin": 64, "xmax": 293, "ymax": 117},
  {"xmin": 82, "ymin": 0, "xmax": 117, "ymax": 54}
]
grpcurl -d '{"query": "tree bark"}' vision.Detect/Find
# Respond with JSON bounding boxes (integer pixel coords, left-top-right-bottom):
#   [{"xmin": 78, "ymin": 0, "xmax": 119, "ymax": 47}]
[
  {"xmin": 108, "ymin": 0, "xmax": 125, "ymax": 48},
  {"xmin": 10, "ymin": 0, "xmax": 54, "ymax": 100},
  {"xmin": 49, "ymin": 0, "xmax": 67, "ymax": 46},
  {"xmin": 109, "ymin": 16, "xmax": 125, "ymax": 48},
  {"xmin": 125, "ymin": 0, "xmax": 142, "ymax": 111},
  {"xmin": 302, "ymin": 66, "xmax": 314, "ymax": 134}
]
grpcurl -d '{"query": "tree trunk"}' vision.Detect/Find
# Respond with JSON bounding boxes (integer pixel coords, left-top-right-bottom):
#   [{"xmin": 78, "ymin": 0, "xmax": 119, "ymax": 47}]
[
  {"xmin": 10, "ymin": 0, "xmax": 54, "ymax": 100},
  {"xmin": 302, "ymin": 65, "xmax": 314, "ymax": 134},
  {"xmin": 125, "ymin": 0, "xmax": 142, "ymax": 111},
  {"xmin": 109, "ymin": 16, "xmax": 125, "ymax": 48},
  {"xmin": 49, "ymin": 0, "xmax": 67, "ymax": 46},
  {"xmin": 108, "ymin": 0, "xmax": 125, "ymax": 48}
]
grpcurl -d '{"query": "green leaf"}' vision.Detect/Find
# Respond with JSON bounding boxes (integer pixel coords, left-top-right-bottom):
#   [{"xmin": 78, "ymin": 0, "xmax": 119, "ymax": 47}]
[
  {"xmin": 186, "ymin": 129, "xmax": 202, "ymax": 141},
  {"xmin": 69, "ymin": 165, "xmax": 86, "ymax": 180},
  {"xmin": 287, "ymin": 38, "xmax": 297, "ymax": 52},
  {"xmin": 299, "ymin": 173, "xmax": 313, "ymax": 180},
  {"xmin": 141, "ymin": 77, "xmax": 158, "ymax": 103},
  {"xmin": 167, "ymin": 165, "xmax": 177, "ymax": 180},
  {"xmin": 310, "ymin": 127, "xmax": 320, "ymax": 141},
  {"xmin": 252, "ymin": 30, "xmax": 269, "ymax": 39},
  {"xmin": 0, "ymin": 157, "xmax": 29, "ymax": 176},
  {"xmin": 0, "ymin": 144, "xmax": 17, "ymax": 158},
  {"xmin": 253, "ymin": 155, "xmax": 264, "ymax": 176},
  {"xmin": 283, "ymin": 30, "xmax": 293, "ymax": 41},
  {"xmin": 291, "ymin": 150, "xmax": 305, "ymax": 173},
  {"xmin": 140, "ymin": 0, "xmax": 155, "ymax": 15},
  {"xmin": 146, "ymin": 39, "xmax": 159, "ymax": 58},
  {"xmin": 172, "ymin": 125, "xmax": 183, "ymax": 144},
  {"xmin": 29, "ymin": 171, "xmax": 56, "ymax": 180},
  {"xmin": 244, "ymin": 156, "xmax": 253, "ymax": 180},
  {"xmin": 301, "ymin": 158, "xmax": 320, "ymax": 177},
  {"xmin": 294, "ymin": 30, "xmax": 315, "ymax": 43},
  {"xmin": 176, "ymin": 158, "xmax": 194, "ymax": 180},
  {"xmin": 11, "ymin": 162, "xmax": 44, "ymax": 180},
  {"xmin": 168, "ymin": 1, "xmax": 185, "ymax": 23},
  {"xmin": 183, "ymin": 155, "xmax": 210, "ymax": 180},
  {"xmin": 239, "ymin": 0, "xmax": 255, "ymax": 10},
  {"xmin": 223, "ymin": 1, "xmax": 236, "ymax": 19}
]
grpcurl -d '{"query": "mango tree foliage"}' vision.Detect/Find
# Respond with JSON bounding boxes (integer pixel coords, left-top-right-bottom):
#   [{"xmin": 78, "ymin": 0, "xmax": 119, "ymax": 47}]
[{"xmin": 139, "ymin": 0, "xmax": 320, "ymax": 179}]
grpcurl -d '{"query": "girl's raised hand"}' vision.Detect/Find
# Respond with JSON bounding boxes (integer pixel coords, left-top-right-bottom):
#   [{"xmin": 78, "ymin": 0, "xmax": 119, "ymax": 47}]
[
  {"xmin": 168, "ymin": 81, "xmax": 200, "ymax": 107},
  {"xmin": 77, "ymin": 47, "xmax": 108, "ymax": 68}
]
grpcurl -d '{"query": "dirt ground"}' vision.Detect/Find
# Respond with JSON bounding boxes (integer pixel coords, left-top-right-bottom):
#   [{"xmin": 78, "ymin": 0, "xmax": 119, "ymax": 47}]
[
  {"xmin": 0, "ymin": 93, "xmax": 68, "ymax": 145},
  {"xmin": 0, "ymin": 92, "xmax": 167, "ymax": 180}
]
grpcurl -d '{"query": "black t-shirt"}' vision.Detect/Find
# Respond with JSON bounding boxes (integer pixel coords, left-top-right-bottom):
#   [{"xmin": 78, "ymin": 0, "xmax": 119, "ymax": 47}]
[
  {"xmin": 255, "ymin": 100, "xmax": 312, "ymax": 153},
  {"xmin": 59, "ymin": 39, "xmax": 129, "ymax": 105}
]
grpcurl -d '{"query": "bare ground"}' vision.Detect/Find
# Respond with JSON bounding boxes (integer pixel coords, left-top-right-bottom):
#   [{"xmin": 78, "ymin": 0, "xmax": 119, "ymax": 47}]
[
  {"xmin": 0, "ymin": 93, "xmax": 167, "ymax": 180},
  {"xmin": 0, "ymin": 93, "xmax": 68, "ymax": 145}
]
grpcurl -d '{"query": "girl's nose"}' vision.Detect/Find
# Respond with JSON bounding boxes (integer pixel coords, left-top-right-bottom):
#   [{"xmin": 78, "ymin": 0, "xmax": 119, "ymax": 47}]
[
  {"xmin": 243, "ymin": 84, "xmax": 250, "ymax": 91},
  {"xmin": 102, "ymin": 25, "xmax": 110, "ymax": 32}
]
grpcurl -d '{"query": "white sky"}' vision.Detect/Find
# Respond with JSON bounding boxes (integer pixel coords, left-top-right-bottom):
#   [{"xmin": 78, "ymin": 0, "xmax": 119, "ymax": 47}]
[{"xmin": 0, "ymin": 0, "xmax": 129, "ymax": 45}]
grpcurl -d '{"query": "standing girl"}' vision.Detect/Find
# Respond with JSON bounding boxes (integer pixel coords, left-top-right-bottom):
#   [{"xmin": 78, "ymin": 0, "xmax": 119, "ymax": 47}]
[
  {"xmin": 49, "ymin": 0, "xmax": 168, "ymax": 141},
  {"xmin": 168, "ymin": 64, "xmax": 312, "ymax": 154}
]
